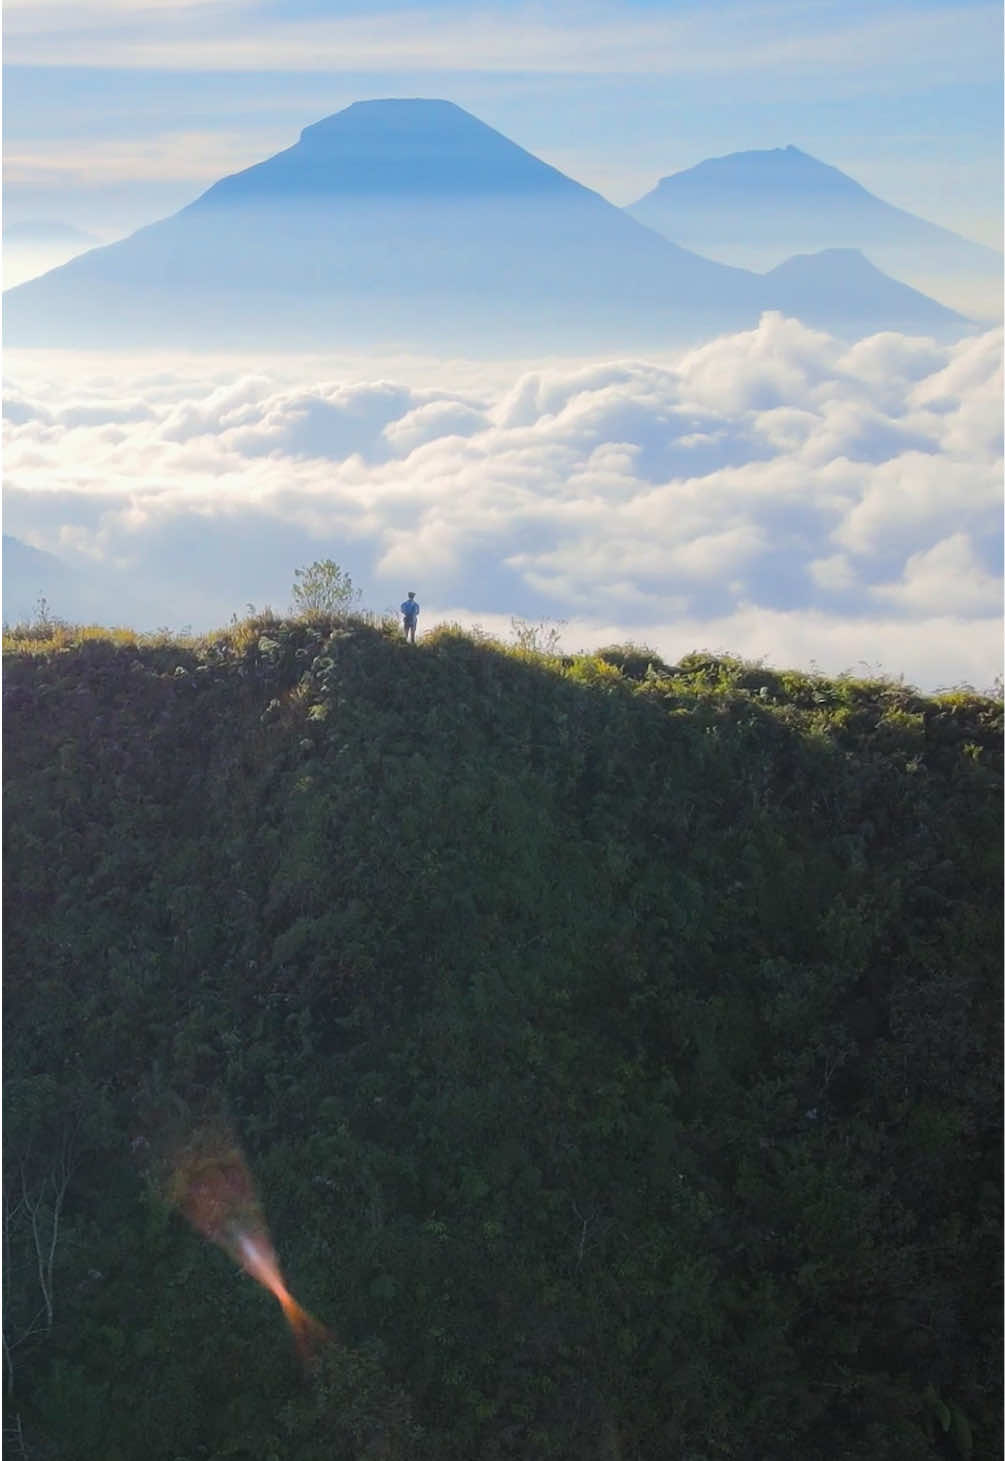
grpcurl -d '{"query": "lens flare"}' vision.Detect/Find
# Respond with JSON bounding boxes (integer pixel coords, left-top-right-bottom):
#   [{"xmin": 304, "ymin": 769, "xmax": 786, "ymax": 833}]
[{"xmin": 167, "ymin": 1124, "xmax": 329, "ymax": 1363}]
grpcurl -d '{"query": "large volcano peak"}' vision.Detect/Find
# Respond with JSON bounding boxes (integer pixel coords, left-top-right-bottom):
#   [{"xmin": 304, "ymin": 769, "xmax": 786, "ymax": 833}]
[
  {"xmin": 190, "ymin": 95, "xmax": 574, "ymax": 207},
  {"xmin": 299, "ymin": 97, "xmax": 484, "ymax": 144}
]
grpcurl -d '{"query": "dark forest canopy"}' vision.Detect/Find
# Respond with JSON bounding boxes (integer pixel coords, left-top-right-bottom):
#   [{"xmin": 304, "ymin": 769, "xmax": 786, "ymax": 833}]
[{"xmin": 3, "ymin": 612, "xmax": 1002, "ymax": 1460}]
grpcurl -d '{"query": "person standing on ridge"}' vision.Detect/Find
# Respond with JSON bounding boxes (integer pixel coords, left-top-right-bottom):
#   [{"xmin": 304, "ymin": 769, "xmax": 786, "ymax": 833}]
[{"xmin": 401, "ymin": 591, "xmax": 419, "ymax": 644}]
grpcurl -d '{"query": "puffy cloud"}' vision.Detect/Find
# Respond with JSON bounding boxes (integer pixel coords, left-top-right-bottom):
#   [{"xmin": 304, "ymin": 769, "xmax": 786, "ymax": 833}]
[
  {"xmin": 832, "ymin": 451, "xmax": 1001, "ymax": 558},
  {"xmin": 3, "ymin": 316, "xmax": 1001, "ymax": 689},
  {"xmin": 809, "ymin": 552, "xmax": 858, "ymax": 592},
  {"xmin": 674, "ymin": 312, "xmax": 842, "ymax": 413},
  {"xmin": 384, "ymin": 399, "xmax": 489, "ymax": 455},
  {"xmin": 871, "ymin": 533, "xmax": 1002, "ymax": 616}
]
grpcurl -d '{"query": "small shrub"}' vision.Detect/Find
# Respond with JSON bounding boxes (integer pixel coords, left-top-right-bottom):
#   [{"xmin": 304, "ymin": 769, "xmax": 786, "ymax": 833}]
[
  {"xmin": 290, "ymin": 561, "xmax": 360, "ymax": 619},
  {"xmin": 594, "ymin": 643, "xmax": 670, "ymax": 681},
  {"xmin": 510, "ymin": 618, "xmax": 566, "ymax": 656}
]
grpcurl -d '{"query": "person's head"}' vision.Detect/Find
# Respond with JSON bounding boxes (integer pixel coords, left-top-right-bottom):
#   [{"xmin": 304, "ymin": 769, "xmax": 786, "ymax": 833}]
[{"xmin": 407, "ymin": 591, "xmax": 415, "ymax": 599}]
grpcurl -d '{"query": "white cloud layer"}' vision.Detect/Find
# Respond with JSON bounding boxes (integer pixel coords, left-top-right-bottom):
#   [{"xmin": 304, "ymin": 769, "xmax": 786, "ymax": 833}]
[{"xmin": 4, "ymin": 314, "xmax": 1002, "ymax": 690}]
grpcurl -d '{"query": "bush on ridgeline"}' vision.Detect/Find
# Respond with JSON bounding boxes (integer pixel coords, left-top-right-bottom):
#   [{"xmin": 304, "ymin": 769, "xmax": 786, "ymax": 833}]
[
  {"xmin": 290, "ymin": 559, "xmax": 360, "ymax": 620},
  {"xmin": 593, "ymin": 642, "xmax": 672, "ymax": 681}
]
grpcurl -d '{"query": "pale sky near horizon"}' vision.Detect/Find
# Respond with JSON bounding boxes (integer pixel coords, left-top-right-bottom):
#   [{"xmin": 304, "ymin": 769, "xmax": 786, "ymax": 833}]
[{"xmin": 3, "ymin": 0, "xmax": 1003, "ymax": 249}]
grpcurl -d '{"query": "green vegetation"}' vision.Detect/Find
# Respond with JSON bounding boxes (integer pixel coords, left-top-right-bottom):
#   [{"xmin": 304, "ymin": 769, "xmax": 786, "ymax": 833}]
[
  {"xmin": 4, "ymin": 611, "xmax": 1001, "ymax": 1460},
  {"xmin": 290, "ymin": 559, "xmax": 361, "ymax": 619}
]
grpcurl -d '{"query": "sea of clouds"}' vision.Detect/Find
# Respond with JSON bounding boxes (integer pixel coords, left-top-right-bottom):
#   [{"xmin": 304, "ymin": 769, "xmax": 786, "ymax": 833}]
[{"xmin": 4, "ymin": 313, "xmax": 1002, "ymax": 690}]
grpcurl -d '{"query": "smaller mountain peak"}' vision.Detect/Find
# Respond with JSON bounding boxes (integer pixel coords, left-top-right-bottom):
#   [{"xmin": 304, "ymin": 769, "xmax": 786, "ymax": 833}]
[
  {"xmin": 798, "ymin": 246, "xmax": 865, "ymax": 258},
  {"xmin": 646, "ymin": 145, "xmax": 869, "ymax": 198},
  {"xmin": 768, "ymin": 247, "xmax": 874, "ymax": 274}
]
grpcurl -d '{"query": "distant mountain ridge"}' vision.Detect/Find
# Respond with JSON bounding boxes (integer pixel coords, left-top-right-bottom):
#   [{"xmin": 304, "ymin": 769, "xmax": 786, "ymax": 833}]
[
  {"xmin": 629, "ymin": 145, "xmax": 1002, "ymax": 319},
  {"xmin": 2, "ymin": 535, "xmax": 69, "ymax": 625},
  {"xmin": 761, "ymin": 248, "xmax": 968, "ymax": 336},
  {"xmin": 3, "ymin": 100, "xmax": 971, "ymax": 350}
]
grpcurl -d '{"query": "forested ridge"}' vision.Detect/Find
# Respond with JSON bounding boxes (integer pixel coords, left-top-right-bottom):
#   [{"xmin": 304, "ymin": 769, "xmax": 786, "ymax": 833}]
[{"xmin": 4, "ymin": 613, "xmax": 1002, "ymax": 1460}]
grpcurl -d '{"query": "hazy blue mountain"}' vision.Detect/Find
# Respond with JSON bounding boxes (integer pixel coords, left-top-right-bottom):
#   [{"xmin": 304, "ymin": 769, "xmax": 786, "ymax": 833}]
[
  {"xmin": 763, "ymin": 248, "xmax": 967, "ymax": 336},
  {"xmin": 2, "ymin": 535, "xmax": 73, "ymax": 624},
  {"xmin": 628, "ymin": 145, "xmax": 1002, "ymax": 319},
  {"xmin": 3, "ymin": 102, "xmax": 971, "ymax": 350},
  {"xmin": 1, "ymin": 534, "xmax": 176, "ymax": 629}
]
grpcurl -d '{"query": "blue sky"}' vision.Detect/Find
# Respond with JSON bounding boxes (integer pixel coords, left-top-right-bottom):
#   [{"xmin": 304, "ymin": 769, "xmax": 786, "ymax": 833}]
[{"xmin": 4, "ymin": 0, "xmax": 1002, "ymax": 244}]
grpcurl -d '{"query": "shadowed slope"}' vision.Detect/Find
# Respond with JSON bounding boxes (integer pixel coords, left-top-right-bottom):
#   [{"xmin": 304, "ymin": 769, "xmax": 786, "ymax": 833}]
[{"xmin": 3, "ymin": 619, "xmax": 1001, "ymax": 1458}]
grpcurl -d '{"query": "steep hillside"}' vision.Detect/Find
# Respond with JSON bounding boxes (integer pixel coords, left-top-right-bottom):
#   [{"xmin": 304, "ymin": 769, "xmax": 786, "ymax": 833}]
[{"xmin": 4, "ymin": 616, "xmax": 1001, "ymax": 1460}]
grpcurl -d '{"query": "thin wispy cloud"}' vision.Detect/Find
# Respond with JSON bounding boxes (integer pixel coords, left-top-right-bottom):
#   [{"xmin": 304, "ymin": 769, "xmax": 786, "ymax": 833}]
[
  {"xmin": 3, "ymin": 130, "xmax": 289, "ymax": 187},
  {"xmin": 2, "ymin": 0, "xmax": 245, "ymax": 24},
  {"xmin": 5, "ymin": 1, "xmax": 997, "ymax": 82}
]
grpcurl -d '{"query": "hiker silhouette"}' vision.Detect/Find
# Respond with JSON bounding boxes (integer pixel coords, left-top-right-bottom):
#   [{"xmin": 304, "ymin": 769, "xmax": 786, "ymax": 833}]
[{"xmin": 400, "ymin": 591, "xmax": 419, "ymax": 643}]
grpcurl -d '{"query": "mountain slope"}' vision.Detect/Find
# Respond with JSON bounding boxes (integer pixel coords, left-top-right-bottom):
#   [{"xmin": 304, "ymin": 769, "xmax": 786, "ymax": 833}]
[
  {"xmin": 3, "ymin": 99, "xmax": 759, "ymax": 350},
  {"xmin": 629, "ymin": 145, "xmax": 1002, "ymax": 319},
  {"xmin": 4, "ymin": 618, "xmax": 1001, "ymax": 1459},
  {"xmin": 763, "ymin": 247, "xmax": 966, "ymax": 335},
  {"xmin": 4, "ymin": 102, "xmax": 969, "ymax": 350}
]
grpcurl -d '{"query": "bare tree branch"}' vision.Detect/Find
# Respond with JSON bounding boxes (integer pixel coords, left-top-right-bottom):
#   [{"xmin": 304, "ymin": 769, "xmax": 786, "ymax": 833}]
[{"xmin": 4, "ymin": 1130, "xmax": 79, "ymax": 1391}]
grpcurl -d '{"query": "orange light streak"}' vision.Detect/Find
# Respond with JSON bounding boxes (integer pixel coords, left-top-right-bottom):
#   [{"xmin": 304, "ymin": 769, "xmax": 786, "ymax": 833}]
[
  {"xmin": 167, "ymin": 1124, "xmax": 330, "ymax": 1363},
  {"xmin": 233, "ymin": 1230, "xmax": 330, "ymax": 1360}
]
